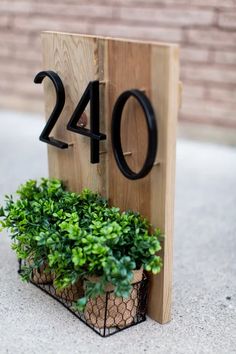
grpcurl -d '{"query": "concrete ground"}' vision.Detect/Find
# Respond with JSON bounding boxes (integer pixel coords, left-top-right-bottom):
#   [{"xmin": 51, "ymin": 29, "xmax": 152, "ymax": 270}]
[{"xmin": 0, "ymin": 110, "xmax": 235, "ymax": 354}]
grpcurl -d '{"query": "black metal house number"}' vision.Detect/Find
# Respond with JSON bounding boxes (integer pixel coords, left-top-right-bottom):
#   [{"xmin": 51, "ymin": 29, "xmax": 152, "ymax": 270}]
[{"xmin": 35, "ymin": 70, "xmax": 158, "ymax": 180}]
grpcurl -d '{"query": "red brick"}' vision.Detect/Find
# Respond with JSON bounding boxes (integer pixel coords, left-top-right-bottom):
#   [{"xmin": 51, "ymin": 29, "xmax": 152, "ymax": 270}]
[
  {"xmin": 13, "ymin": 47, "xmax": 42, "ymax": 63},
  {"xmin": 0, "ymin": 1, "xmax": 31, "ymax": 14},
  {"xmin": 181, "ymin": 98, "xmax": 236, "ymax": 126},
  {"xmin": 0, "ymin": 61, "xmax": 39, "ymax": 77},
  {"xmin": 208, "ymin": 87, "xmax": 236, "ymax": 104},
  {"xmin": 189, "ymin": 0, "xmax": 236, "ymax": 6},
  {"xmin": 0, "ymin": 77, "xmax": 41, "ymax": 98},
  {"xmin": 182, "ymin": 64, "xmax": 236, "ymax": 84},
  {"xmin": 183, "ymin": 84, "xmax": 207, "ymax": 99},
  {"xmin": 214, "ymin": 50, "xmax": 236, "ymax": 65},
  {"xmin": 0, "ymin": 32, "xmax": 30, "ymax": 47},
  {"xmin": 0, "ymin": 15, "xmax": 12, "ymax": 28},
  {"xmin": 78, "ymin": 0, "xmax": 236, "ymax": 8},
  {"xmin": 181, "ymin": 46, "xmax": 211, "ymax": 63},
  {"xmin": 0, "ymin": 1, "xmax": 114, "ymax": 18},
  {"xmin": 119, "ymin": 7, "xmax": 215, "ymax": 26},
  {"xmin": 31, "ymin": 3, "xmax": 114, "ymax": 19},
  {"xmin": 186, "ymin": 29, "xmax": 236, "ymax": 48},
  {"xmin": 13, "ymin": 16, "xmax": 92, "ymax": 34},
  {"xmin": 218, "ymin": 11, "xmax": 236, "ymax": 29},
  {"xmin": 0, "ymin": 46, "xmax": 11, "ymax": 58}
]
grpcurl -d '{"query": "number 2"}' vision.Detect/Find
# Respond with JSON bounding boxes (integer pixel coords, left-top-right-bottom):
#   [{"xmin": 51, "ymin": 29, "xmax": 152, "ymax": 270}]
[
  {"xmin": 67, "ymin": 80, "xmax": 106, "ymax": 164},
  {"xmin": 34, "ymin": 71, "xmax": 68, "ymax": 149}
]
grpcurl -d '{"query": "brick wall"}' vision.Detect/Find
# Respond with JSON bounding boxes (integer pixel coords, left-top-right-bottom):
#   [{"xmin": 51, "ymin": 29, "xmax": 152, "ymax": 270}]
[{"xmin": 1, "ymin": 0, "xmax": 236, "ymax": 128}]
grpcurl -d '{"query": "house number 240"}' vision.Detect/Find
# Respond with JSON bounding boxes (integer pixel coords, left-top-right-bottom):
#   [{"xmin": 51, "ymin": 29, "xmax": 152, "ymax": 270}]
[{"xmin": 35, "ymin": 70, "xmax": 158, "ymax": 180}]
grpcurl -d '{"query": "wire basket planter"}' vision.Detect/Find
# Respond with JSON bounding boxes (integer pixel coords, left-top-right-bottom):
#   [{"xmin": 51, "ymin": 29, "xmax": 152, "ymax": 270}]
[{"xmin": 18, "ymin": 260, "xmax": 148, "ymax": 337}]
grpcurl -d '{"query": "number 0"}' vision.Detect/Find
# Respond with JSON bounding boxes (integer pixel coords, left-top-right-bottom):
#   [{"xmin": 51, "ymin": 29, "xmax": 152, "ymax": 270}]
[{"xmin": 111, "ymin": 90, "xmax": 158, "ymax": 180}]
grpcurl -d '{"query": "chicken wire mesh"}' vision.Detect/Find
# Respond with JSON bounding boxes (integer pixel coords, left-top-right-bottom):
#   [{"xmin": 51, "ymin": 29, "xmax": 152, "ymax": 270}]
[{"xmin": 18, "ymin": 260, "xmax": 148, "ymax": 337}]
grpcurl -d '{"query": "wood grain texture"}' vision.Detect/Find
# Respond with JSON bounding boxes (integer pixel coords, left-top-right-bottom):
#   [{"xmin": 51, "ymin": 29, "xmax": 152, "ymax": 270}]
[
  {"xmin": 41, "ymin": 33, "xmax": 107, "ymax": 195},
  {"xmin": 41, "ymin": 31, "xmax": 179, "ymax": 324},
  {"xmin": 106, "ymin": 39, "xmax": 152, "ymax": 219},
  {"xmin": 148, "ymin": 45, "xmax": 179, "ymax": 323}
]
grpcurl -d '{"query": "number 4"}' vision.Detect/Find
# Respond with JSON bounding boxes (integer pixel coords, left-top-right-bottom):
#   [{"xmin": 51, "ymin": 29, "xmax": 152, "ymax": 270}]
[{"xmin": 67, "ymin": 80, "xmax": 106, "ymax": 164}]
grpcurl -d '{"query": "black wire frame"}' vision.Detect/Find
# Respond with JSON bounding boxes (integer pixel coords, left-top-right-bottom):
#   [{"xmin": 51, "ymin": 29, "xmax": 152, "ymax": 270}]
[{"xmin": 18, "ymin": 260, "xmax": 148, "ymax": 338}]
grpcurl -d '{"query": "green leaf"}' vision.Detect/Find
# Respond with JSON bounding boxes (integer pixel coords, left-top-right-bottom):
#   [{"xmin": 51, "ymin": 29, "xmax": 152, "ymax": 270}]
[
  {"xmin": 0, "ymin": 206, "xmax": 5, "ymax": 217},
  {"xmin": 74, "ymin": 297, "xmax": 87, "ymax": 312}
]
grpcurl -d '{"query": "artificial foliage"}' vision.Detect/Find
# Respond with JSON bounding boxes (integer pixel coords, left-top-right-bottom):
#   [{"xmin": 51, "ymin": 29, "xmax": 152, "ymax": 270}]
[{"xmin": 0, "ymin": 178, "xmax": 163, "ymax": 310}]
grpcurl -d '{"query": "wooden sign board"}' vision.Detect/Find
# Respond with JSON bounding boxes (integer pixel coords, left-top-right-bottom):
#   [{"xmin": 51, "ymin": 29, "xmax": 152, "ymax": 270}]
[{"xmin": 41, "ymin": 31, "xmax": 179, "ymax": 324}]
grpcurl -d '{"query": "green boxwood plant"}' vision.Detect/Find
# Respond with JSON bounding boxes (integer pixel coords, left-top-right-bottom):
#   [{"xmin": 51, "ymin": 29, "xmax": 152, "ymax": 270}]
[{"xmin": 0, "ymin": 178, "xmax": 163, "ymax": 310}]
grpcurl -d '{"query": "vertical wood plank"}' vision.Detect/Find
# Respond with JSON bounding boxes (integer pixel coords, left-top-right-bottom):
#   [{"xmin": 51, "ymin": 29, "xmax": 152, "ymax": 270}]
[
  {"xmin": 41, "ymin": 32, "xmax": 107, "ymax": 195},
  {"xmin": 104, "ymin": 40, "xmax": 179, "ymax": 323},
  {"xmin": 106, "ymin": 40, "xmax": 152, "ymax": 218},
  {"xmin": 148, "ymin": 45, "xmax": 179, "ymax": 323}
]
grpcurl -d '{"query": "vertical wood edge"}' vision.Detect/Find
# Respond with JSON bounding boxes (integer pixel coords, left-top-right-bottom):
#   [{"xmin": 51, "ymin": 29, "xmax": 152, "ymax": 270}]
[
  {"xmin": 178, "ymin": 81, "xmax": 183, "ymax": 109},
  {"xmin": 147, "ymin": 45, "xmax": 179, "ymax": 323},
  {"xmin": 162, "ymin": 45, "xmax": 179, "ymax": 324}
]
